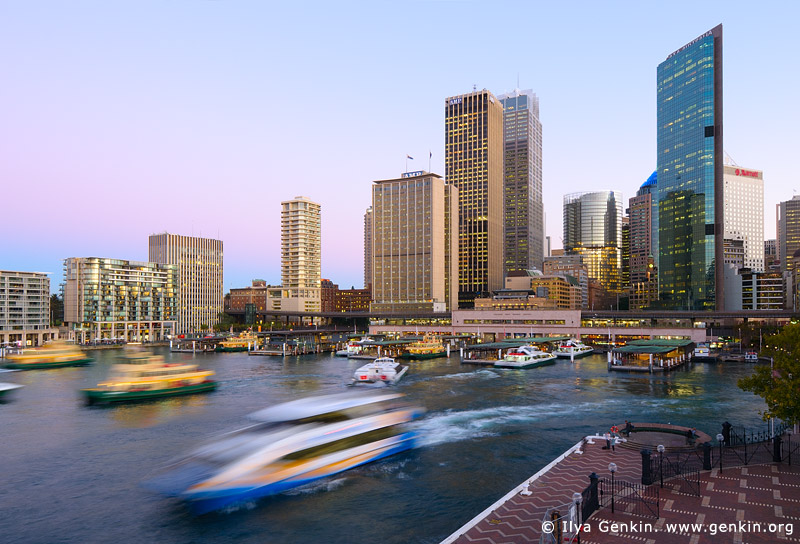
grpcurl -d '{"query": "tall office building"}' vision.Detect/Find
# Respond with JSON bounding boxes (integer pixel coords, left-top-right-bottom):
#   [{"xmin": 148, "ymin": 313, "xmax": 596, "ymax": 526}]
[
  {"xmin": 777, "ymin": 195, "xmax": 800, "ymax": 273},
  {"xmin": 63, "ymin": 258, "xmax": 177, "ymax": 342},
  {"xmin": 765, "ymin": 239, "xmax": 778, "ymax": 271},
  {"xmin": 629, "ymin": 172, "xmax": 655, "ymax": 285},
  {"xmin": 723, "ymin": 165, "xmax": 764, "ymax": 271},
  {"xmin": 656, "ymin": 24, "xmax": 723, "ymax": 310},
  {"xmin": 445, "ymin": 89, "xmax": 504, "ymax": 307},
  {"xmin": 543, "ymin": 255, "xmax": 589, "ymax": 309},
  {"xmin": 364, "ymin": 206, "xmax": 373, "ymax": 290},
  {"xmin": 149, "ymin": 233, "xmax": 223, "ymax": 334},
  {"xmin": 563, "ymin": 191, "xmax": 623, "ymax": 294},
  {"xmin": 498, "ymin": 89, "xmax": 544, "ymax": 274},
  {"xmin": 371, "ymin": 172, "xmax": 458, "ymax": 312},
  {"xmin": 280, "ymin": 196, "xmax": 322, "ymax": 313},
  {"xmin": 0, "ymin": 270, "xmax": 57, "ymax": 347}
]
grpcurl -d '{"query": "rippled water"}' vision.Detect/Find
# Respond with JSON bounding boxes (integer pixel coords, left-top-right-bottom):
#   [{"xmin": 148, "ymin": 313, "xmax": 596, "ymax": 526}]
[{"xmin": 0, "ymin": 350, "xmax": 768, "ymax": 544}]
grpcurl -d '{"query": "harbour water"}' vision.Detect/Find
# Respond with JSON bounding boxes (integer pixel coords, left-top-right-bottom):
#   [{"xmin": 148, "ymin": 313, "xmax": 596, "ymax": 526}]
[{"xmin": 0, "ymin": 349, "xmax": 769, "ymax": 544}]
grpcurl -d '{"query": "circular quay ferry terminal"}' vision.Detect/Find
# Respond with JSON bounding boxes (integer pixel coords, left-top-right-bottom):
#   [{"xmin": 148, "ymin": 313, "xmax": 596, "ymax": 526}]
[{"xmin": 441, "ymin": 422, "xmax": 800, "ymax": 544}]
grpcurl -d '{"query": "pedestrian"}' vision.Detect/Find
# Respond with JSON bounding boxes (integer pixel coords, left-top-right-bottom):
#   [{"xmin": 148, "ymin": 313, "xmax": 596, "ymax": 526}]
[{"xmin": 603, "ymin": 432, "xmax": 611, "ymax": 450}]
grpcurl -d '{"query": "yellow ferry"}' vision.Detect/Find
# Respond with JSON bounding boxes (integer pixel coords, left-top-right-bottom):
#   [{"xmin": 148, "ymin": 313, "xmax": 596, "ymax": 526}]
[
  {"xmin": 400, "ymin": 334, "xmax": 446, "ymax": 360},
  {"xmin": 3, "ymin": 341, "xmax": 93, "ymax": 370}
]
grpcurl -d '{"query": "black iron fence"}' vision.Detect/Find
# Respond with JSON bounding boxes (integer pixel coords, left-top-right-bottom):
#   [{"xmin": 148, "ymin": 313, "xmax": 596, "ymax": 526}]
[{"xmin": 599, "ymin": 477, "xmax": 659, "ymax": 519}]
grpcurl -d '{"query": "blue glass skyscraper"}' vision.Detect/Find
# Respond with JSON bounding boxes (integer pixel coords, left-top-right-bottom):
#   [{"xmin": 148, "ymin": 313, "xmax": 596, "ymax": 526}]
[{"xmin": 655, "ymin": 24, "xmax": 723, "ymax": 310}]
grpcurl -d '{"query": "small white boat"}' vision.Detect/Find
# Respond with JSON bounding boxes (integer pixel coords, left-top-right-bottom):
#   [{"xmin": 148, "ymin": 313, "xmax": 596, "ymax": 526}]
[
  {"xmin": 352, "ymin": 357, "xmax": 408, "ymax": 385},
  {"xmin": 553, "ymin": 339, "xmax": 593, "ymax": 359},
  {"xmin": 494, "ymin": 345, "xmax": 557, "ymax": 369},
  {"xmin": 744, "ymin": 351, "xmax": 759, "ymax": 363},
  {"xmin": 335, "ymin": 338, "xmax": 368, "ymax": 357}
]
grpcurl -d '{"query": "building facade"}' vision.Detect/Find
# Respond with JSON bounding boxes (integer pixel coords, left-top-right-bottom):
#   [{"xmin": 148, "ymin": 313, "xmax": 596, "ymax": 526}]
[
  {"xmin": 334, "ymin": 287, "xmax": 371, "ymax": 313},
  {"xmin": 149, "ymin": 233, "xmax": 223, "ymax": 334},
  {"xmin": 498, "ymin": 89, "xmax": 544, "ymax": 274},
  {"xmin": 655, "ymin": 24, "xmax": 724, "ymax": 310},
  {"xmin": 741, "ymin": 271, "xmax": 784, "ymax": 310},
  {"xmin": 543, "ymin": 254, "xmax": 589, "ymax": 309},
  {"xmin": 445, "ymin": 89, "xmax": 504, "ymax": 307},
  {"xmin": 723, "ymin": 165, "xmax": 764, "ymax": 272},
  {"xmin": 364, "ymin": 206, "xmax": 373, "ymax": 290},
  {"xmin": 629, "ymin": 172, "xmax": 655, "ymax": 285},
  {"xmin": 563, "ymin": 191, "xmax": 623, "ymax": 295},
  {"xmin": 280, "ymin": 196, "xmax": 322, "ymax": 313},
  {"xmin": 371, "ymin": 172, "xmax": 457, "ymax": 313},
  {"xmin": 777, "ymin": 195, "xmax": 800, "ymax": 274},
  {"xmin": 63, "ymin": 258, "xmax": 177, "ymax": 342},
  {"xmin": 765, "ymin": 239, "xmax": 778, "ymax": 271},
  {"xmin": 0, "ymin": 270, "xmax": 57, "ymax": 347},
  {"xmin": 227, "ymin": 280, "xmax": 269, "ymax": 313}
]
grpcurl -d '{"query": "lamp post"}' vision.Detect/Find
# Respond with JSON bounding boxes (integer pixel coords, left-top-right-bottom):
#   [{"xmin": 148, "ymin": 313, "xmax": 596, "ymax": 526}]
[
  {"xmin": 717, "ymin": 433, "xmax": 724, "ymax": 472},
  {"xmin": 608, "ymin": 462, "xmax": 617, "ymax": 513},
  {"xmin": 573, "ymin": 491, "xmax": 583, "ymax": 544},
  {"xmin": 657, "ymin": 444, "xmax": 665, "ymax": 488}
]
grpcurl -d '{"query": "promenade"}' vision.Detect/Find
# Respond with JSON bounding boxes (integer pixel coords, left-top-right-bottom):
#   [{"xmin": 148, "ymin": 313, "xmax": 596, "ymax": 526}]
[{"xmin": 442, "ymin": 424, "xmax": 800, "ymax": 544}]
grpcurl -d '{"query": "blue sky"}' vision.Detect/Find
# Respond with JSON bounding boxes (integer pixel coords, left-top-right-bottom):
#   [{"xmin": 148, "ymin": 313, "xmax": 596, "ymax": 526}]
[{"xmin": 1, "ymin": 1, "xmax": 797, "ymax": 292}]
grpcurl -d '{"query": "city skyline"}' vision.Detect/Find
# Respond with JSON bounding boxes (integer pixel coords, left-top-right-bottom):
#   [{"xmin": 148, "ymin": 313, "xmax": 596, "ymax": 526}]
[{"xmin": 2, "ymin": 2, "xmax": 797, "ymax": 293}]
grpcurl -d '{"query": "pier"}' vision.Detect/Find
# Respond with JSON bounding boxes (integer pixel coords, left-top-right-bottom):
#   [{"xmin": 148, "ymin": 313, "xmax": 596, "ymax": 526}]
[{"xmin": 441, "ymin": 423, "xmax": 800, "ymax": 544}]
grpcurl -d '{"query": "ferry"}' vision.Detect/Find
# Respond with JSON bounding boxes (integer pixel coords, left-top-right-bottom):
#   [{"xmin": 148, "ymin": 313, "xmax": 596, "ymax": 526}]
[
  {"xmin": 352, "ymin": 357, "xmax": 408, "ymax": 385},
  {"xmin": 691, "ymin": 343, "xmax": 719, "ymax": 362},
  {"xmin": 335, "ymin": 338, "xmax": 368, "ymax": 357},
  {"xmin": 744, "ymin": 351, "xmax": 759, "ymax": 363},
  {"xmin": 552, "ymin": 338, "xmax": 593, "ymax": 359},
  {"xmin": 148, "ymin": 391, "xmax": 424, "ymax": 514},
  {"xmin": 494, "ymin": 345, "xmax": 557, "ymax": 369},
  {"xmin": 215, "ymin": 332, "xmax": 258, "ymax": 353},
  {"xmin": 400, "ymin": 335, "xmax": 446, "ymax": 360},
  {"xmin": 3, "ymin": 341, "xmax": 94, "ymax": 370},
  {"xmin": 81, "ymin": 350, "xmax": 217, "ymax": 405}
]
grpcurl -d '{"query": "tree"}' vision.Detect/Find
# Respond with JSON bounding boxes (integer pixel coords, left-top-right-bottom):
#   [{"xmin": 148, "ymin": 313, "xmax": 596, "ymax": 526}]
[
  {"xmin": 50, "ymin": 294, "xmax": 64, "ymax": 326},
  {"xmin": 738, "ymin": 324, "xmax": 800, "ymax": 425}
]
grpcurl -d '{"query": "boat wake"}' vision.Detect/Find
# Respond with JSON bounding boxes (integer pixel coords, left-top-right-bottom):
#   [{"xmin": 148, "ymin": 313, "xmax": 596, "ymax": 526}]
[
  {"xmin": 429, "ymin": 369, "xmax": 499, "ymax": 381},
  {"xmin": 283, "ymin": 477, "xmax": 349, "ymax": 496}
]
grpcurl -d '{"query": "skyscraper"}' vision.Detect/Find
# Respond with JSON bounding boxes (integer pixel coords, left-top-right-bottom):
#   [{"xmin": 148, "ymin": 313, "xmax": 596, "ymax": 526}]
[
  {"xmin": 149, "ymin": 233, "xmax": 223, "ymax": 334},
  {"xmin": 370, "ymin": 172, "xmax": 458, "ymax": 312},
  {"xmin": 280, "ymin": 196, "xmax": 321, "ymax": 313},
  {"xmin": 655, "ymin": 24, "xmax": 723, "ymax": 310},
  {"xmin": 445, "ymin": 89, "xmax": 504, "ymax": 307},
  {"xmin": 777, "ymin": 195, "xmax": 800, "ymax": 274},
  {"xmin": 498, "ymin": 89, "xmax": 544, "ymax": 274},
  {"xmin": 723, "ymin": 165, "xmax": 764, "ymax": 271},
  {"xmin": 364, "ymin": 206, "xmax": 373, "ymax": 290},
  {"xmin": 629, "ymin": 172, "xmax": 655, "ymax": 285},
  {"xmin": 563, "ymin": 191, "xmax": 623, "ymax": 295}
]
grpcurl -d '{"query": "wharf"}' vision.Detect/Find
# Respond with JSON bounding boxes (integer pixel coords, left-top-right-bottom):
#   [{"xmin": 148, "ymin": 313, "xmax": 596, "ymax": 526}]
[
  {"xmin": 248, "ymin": 350, "xmax": 283, "ymax": 356},
  {"xmin": 441, "ymin": 424, "xmax": 800, "ymax": 544}
]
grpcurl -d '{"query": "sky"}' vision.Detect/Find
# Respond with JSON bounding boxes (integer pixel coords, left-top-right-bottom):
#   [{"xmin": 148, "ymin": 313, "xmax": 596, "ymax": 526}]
[{"xmin": 2, "ymin": 1, "xmax": 798, "ymax": 293}]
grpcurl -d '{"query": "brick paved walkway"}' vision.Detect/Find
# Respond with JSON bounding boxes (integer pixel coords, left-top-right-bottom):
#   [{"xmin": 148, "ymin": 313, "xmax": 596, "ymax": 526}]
[{"xmin": 443, "ymin": 431, "xmax": 800, "ymax": 544}]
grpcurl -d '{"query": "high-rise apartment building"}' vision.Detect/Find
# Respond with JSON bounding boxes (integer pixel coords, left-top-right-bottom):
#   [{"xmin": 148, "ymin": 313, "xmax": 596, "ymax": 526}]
[
  {"xmin": 149, "ymin": 233, "xmax": 223, "ymax": 334},
  {"xmin": 370, "ymin": 172, "xmax": 458, "ymax": 312},
  {"xmin": 563, "ymin": 191, "xmax": 623, "ymax": 294},
  {"xmin": 655, "ymin": 24, "xmax": 723, "ymax": 310},
  {"xmin": 629, "ymin": 172, "xmax": 655, "ymax": 285},
  {"xmin": 777, "ymin": 196, "xmax": 800, "ymax": 274},
  {"xmin": 498, "ymin": 89, "xmax": 543, "ymax": 274},
  {"xmin": 445, "ymin": 89, "xmax": 504, "ymax": 307},
  {"xmin": 723, "ymin": 165, "xmax": 764, "ymax": 271},
  {"xmin": 0, "ymin": 270, "xmax": 57, "ymax": 347},
  {"xmin": 63, "ymin": 258, "xmax": 177, "ymax": 342},
  {"xmin": 280, "ymin": 196, "xmax": 322, "ymax": 313},
  {"xmin": 364, "ymin": 206, "xmax": 373, "ymax": 290}
]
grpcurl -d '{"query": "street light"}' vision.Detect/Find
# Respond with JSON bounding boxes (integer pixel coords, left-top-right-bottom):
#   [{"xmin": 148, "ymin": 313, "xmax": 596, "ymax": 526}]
[
  {"xmin": 608, "ymin": 462, "xmax": 617, "ymax": 513},
  {"xmin": 657, "ymin": 444, "xmax": 665, "ymax": 488},
  {"xmin": 573, "ymin": 491, "xmax": 583, "ymax": 544},
  {"xmin": 716, "ymin": 433, "xmax": 724, "ymax": 472}
]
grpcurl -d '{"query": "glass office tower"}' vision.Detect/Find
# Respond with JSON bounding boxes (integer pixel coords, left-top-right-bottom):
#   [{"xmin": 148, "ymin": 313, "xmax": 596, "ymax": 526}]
[{"xmin": 655, "ymin": 24, "xmax": 723, "ymax": 310}]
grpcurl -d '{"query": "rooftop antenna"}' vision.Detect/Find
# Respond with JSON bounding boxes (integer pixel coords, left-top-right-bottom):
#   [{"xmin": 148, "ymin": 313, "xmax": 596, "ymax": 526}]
[
  {"xmin": 724, "ymin": 150, "xmax": 739, "ymax": 167},
  {"xmin": 473, "ymin": 83, "xmax": 477, "ymax": 92}
]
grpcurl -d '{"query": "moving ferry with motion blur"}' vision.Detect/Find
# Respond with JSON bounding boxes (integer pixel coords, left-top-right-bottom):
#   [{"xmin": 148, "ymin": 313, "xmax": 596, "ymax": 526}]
[
  {"xmin": 3, "ymin": 341, "xmax": 93, "ymax": 370},
  {"xmin": 552, "ymin": 338, "xmax": 593, "ymax": 359},
  {"xmin": 81, "ymin": 350, "xmax": 217, "ymax": 404},
  {"xmin": 148, "ymin": 391, "xmax": 424, "ymax": 514}
]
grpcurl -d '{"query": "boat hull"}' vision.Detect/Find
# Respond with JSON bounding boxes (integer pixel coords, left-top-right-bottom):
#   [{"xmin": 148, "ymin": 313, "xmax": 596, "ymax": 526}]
[
  {"xmin": 399, "ymin": 351, "xmax": 446, "ymax": 360},
  {"xmin": 554, "ymin": 349, "xmax": 593, "ymax": 359},
  {"xmin": 214, "ymin": 347, "xmax": 249, "ymax": 353},
  {"xmin": 183, "ymin": 433, "xmax": 417, "ymax": 515},
  {"xmin": 3, "ymin": 358, "xmax": 94, "ymax": 370},
  {"xmin": 494, "ymin": 357, "xmax": 557, "ymax": 369},
  {"xmin": 83, "ymin": 381, "xmax": 218, "ymax": 405}
]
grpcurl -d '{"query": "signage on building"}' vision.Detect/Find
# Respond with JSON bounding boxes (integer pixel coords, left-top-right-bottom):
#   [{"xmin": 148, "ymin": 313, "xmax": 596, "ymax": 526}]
[
  {"xmin": 402, "ymin": 171, "xmax": 425, "ymax": 178},
  {"xmin": 734, "ymin": 168, "xmax": 761, "ymax": 179},
  {"xmin": 666, "ymin": 29, "xmax": 713, "ymax": 60},
  {"xmin": 448, "ymin": 98, "xmax": 462, "ymax": 105}
]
